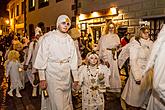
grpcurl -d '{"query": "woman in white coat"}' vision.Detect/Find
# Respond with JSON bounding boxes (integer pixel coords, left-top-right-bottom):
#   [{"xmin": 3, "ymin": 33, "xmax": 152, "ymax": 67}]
[
  {"xmin": 33, "ymin": 15, "xmax": 79, "ymax": 110},
  {"xmin": 144, "ymin": 24, "xmax": 165, "ymax": 110},
  {"xmin": 119, "ymin": 26, "xmax": 153, "ymax": 109}
]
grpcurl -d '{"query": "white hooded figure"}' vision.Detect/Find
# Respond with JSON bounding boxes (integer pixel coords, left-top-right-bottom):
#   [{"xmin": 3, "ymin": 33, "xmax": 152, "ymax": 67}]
[
  {"xmin": 144, "ymin": 24, "xmax": 165, "ymax": 110},
  {"xmin": 33, "ymin": 15, "xmax": 78, "ymax": 110},
  {"xmin": 24, "ymin": 26, "xmax": 43, "ymax": 97}
]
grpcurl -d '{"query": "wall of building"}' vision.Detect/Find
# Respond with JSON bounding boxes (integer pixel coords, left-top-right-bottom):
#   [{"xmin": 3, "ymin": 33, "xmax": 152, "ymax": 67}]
[
  {"xmin": 26, "ymin": 0, "xmax": 74, "ymax": 35},
  {"xmin": 78, "ymin": 0, "xmax": 165, "ymax": 40}
]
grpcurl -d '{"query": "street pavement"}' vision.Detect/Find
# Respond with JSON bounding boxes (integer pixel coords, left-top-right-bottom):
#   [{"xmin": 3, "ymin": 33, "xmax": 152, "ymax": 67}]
[
  {"xmin": 0, "ymin": 65, "xmax": 41, "ymax": 110},
  {"xmin": 0, "ymin": 64, "xmax": 126, "ymax": 110}
]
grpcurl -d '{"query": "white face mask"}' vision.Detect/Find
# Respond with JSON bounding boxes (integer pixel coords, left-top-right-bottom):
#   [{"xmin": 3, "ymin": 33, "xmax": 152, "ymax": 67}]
[
  {"xmin": 56, "ymin": 15, "xmax": 71, "ymax": 32},
  {"xmin": 88, "ymin": 55, "xmax": 98, "ymax": 66},
  {"xmin": 58, "ymin": 22, "xmax": 70, "ymax": 33}
]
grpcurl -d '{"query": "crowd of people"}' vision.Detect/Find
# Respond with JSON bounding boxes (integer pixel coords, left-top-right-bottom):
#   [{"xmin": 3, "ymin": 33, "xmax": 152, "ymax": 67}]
[{"xmin": 1, "ymin": 14, "xmax": 165, "ymax": 110}]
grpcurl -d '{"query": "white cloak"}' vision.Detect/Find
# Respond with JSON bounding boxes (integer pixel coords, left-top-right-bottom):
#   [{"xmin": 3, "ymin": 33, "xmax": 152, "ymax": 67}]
[
  {"xmin": 33, "ymin": 30, "xmax": 78, "ymax": 110},
  {"xmin": 120, "ymin": 39, "xmax": 153, "ymax": 108}
]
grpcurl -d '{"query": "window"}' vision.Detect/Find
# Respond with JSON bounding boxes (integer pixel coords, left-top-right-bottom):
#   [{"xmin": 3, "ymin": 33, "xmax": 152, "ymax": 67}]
[
  {"xmin": 29, "ymin": 0, "xmax": 35, "ymax": 11},
  {"xmin": 16, "ymin": 5, "xmax": 19, "ymax": 16},
  {"xmin": 144, "ymin": 18, "xmax": 165, "ymax": 41},
  {"xmin": 38, "ymin": 0, "xmax": 49, "ymax": 9},
  {"xmin": 11, "ymin": 8, "xmax": 14, "ymax": 18},
  {"xmin": 21, "ymin": 2, "xmax": 24, "ymax": 14},
  {"xmin": 56, "ymin": 0, "xmax": 63, "ymax": 2}
]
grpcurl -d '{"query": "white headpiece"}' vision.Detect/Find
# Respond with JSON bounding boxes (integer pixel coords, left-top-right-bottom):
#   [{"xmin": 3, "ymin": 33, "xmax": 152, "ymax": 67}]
[
  {"xmin": 56, "ymin": 15, "xmax": 71, "ymax": 29},
  {"xmin": 35, "ymin": 26, "xmax": 43, "ymax": 36}
]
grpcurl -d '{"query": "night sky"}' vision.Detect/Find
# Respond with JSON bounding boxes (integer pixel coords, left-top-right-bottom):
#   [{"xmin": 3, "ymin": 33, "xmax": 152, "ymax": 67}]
[{"xmin": 0, "ymin": 0, "xmax": 9, "ymax": 17}]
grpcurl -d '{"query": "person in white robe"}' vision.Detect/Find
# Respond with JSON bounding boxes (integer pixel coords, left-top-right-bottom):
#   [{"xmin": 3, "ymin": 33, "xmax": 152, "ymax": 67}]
[
  {"xmin": 5, "ymin": 50, "xmax": 24, "ymax": 98},
  {"xmin": 98, "ymin": 21, "xmax": 121, "ymax": 93},
  {"xmin": 33, "ymin": 15, "xmax": 79, "ymax": 110},
  {"xmin": 78, "ymin": 52, "xmax": 111, "ymax": 110},
  {"xmin": 24, "ymin": 27, "xmax": 43, "ymax": 97},
  {"xmin": 118, "ymin": 26, "xmax": 153, "ymax": 109},
  {"xmin": 98, "ymin": 21, "xmax": 122, "ymax": 110},
  {"xmin": 143, "ymin": 24, "xmax": 165, "ymax": 110}
]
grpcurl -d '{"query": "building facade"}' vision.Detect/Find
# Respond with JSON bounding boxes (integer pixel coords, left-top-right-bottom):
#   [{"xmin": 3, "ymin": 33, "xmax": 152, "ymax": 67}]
[
  {"xmin": 7, "ymin": 0, "xmax": 75, "ymax": 37},
  {"xmin": 77, "ymin": 0, "xmax": 165, "ymax": 43}
]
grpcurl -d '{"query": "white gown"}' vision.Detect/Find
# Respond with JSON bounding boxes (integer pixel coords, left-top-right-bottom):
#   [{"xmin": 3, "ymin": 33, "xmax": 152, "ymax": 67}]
[
  {"xmin": 33, "ymin": 30, "xmax": 78, "ymax": 110},
  {"xmin": 79, "ymin": 64, "xmax": 111, "ymax": 110},
  {"xmin": 99, "ymin": 33, "xmax": 121, "ymax": 92},
  {"xmin": 6, "ymin": 60, "xmax": 24, "ymax": 90},
  {"xmin": 120, "ymin": 39, "xmax": 153, "ymax": 108},
  {"xmin": 144, "ymin": 30, "xmax": 165, "ymax": 110}
]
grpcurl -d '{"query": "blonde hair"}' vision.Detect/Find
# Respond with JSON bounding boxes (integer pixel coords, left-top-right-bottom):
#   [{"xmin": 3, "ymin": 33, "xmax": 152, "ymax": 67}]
[
  {"xmin": 13, "ymin": 42, "xmax": 23, "ymax": 51},
  {"xmin": 103, "ymin": 20, "xmax": 116, "ymax": 35},
  {"xmin": 8, "ymin": 50, "xmax": 20, "ymax": 61}
]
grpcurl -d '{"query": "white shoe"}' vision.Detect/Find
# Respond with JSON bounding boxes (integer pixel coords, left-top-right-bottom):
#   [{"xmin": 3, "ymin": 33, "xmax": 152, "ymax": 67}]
[
  {"xmin": 16, "ymin": 92, "xmax": 22, "ymax": 98},
  {"xmin": 8, "ymin": 91, "xmax": 13, "ymax": 97}
]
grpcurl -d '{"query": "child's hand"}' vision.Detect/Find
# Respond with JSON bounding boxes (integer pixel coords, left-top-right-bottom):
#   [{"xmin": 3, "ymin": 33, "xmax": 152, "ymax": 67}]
[
  {"xmin": 72, "ymin": 81, "xmax": 80, "ymax": 90},
  {"xmin": 40, "ymin": 80, "xmax": 47, "ymax": 90}
]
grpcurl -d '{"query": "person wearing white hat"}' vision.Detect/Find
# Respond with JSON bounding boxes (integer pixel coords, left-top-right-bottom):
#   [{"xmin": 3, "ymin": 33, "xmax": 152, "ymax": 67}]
[
  {"xmin": 24, "ymin": 26, "xmax": 43, "ymax": 97},
  {"xmin": 143, "ymin": 24, "xmax": 165, "ymax": 110},
  {"xmin": 33, "ymin": 15, "xmax": 78, "ymax": 110}
]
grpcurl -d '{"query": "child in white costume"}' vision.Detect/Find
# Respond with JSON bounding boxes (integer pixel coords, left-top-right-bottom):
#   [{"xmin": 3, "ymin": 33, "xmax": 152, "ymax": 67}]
[
  {"xmin": 5, "ymin": 50, "xmax": 24, "ymax": 97},
  {"xmin": 24, "ymin": 27, "xmax": 43, "ymax": 97},
  {"xmin": 78, "ymin": 52, "xmax": 111, "ymax": 110}
]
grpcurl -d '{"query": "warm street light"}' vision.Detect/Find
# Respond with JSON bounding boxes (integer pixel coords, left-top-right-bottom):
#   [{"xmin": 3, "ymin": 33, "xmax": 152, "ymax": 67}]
[{"xmin": 5, "ymin": 19, "xmax": 9, "ymax": 25}]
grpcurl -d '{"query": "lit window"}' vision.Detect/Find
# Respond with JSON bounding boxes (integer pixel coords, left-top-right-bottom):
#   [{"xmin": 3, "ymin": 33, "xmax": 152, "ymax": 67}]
[
  {"xmin": 29, "ymin": 0, "xmax": 35, "ymax": 11},
  {"xmin": 38, "ymin": 0, "xmax": 49, "ymax": 9}
]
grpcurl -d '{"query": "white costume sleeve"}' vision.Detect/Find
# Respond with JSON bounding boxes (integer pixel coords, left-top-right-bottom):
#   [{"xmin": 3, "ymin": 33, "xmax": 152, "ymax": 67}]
[
  {"xmin": 33, "ymin": 36, "xmax": 49, "ymax": 81},
  {"xmin": 78, "ymin": 65, "xmax": 86, "ymax": 86},
  {"xmin": 130, "ymin": 43, "xmax": 142, "ymax": 81},
  {"xmin": 100, "ymin": 65, "xmax": 111, "ymax": 87},
  {"xmin": 118, "ymin": 44, "xmax": 130, "ymax": 69},
  {"xmin": 25, "ymin": 42, "xmax": 33, "ymax": 65},
  {"xmin": 69, "ymin": 38, "xmax": 78, "ymax": 81},
  {"xmin": 98, "ymin": 36, "xmax": 108, "ymax": 62}
]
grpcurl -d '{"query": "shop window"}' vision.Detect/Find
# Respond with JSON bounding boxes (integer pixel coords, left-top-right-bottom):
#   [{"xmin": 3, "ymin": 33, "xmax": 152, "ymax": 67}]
[
  {"xmin": 38, "ymin": 0, "xmax": 49, "ymax": 9},
  {"xmin": 29, "ymin": 0, "xmax": 35, "ymax": 12},
  {"xmin": 56, "ymin": 0, "xmax": 63, "ymax": 3}
]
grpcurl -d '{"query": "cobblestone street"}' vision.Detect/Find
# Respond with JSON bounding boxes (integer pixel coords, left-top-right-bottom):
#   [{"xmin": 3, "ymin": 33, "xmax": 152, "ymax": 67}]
[
  {"xmin": 0, "ymin": 64, "xmax": 127, "ymax": 110},
  {"xmin": 0, "ymin": 65, "xmax": 41, "ymax": 110}
]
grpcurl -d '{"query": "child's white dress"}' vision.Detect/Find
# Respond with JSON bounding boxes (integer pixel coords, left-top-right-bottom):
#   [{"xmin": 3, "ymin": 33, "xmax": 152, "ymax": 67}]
[
  {"xmin": 79, "ymin": 64, "xmax": 111, "ymax": 110},
  {"xmin": 6, "ymin": 60, "xmax": 24, "ymax": 90}
]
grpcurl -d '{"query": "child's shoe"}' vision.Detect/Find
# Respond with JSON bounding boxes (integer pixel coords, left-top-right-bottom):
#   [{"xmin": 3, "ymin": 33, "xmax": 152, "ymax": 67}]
[
  {"xmin": 16, "ymin": 92, "xmax": 22, "ymax": 98},
  {"xmin": 8, "ymin": 91, "xmax": 13, "ymax": 97}
]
